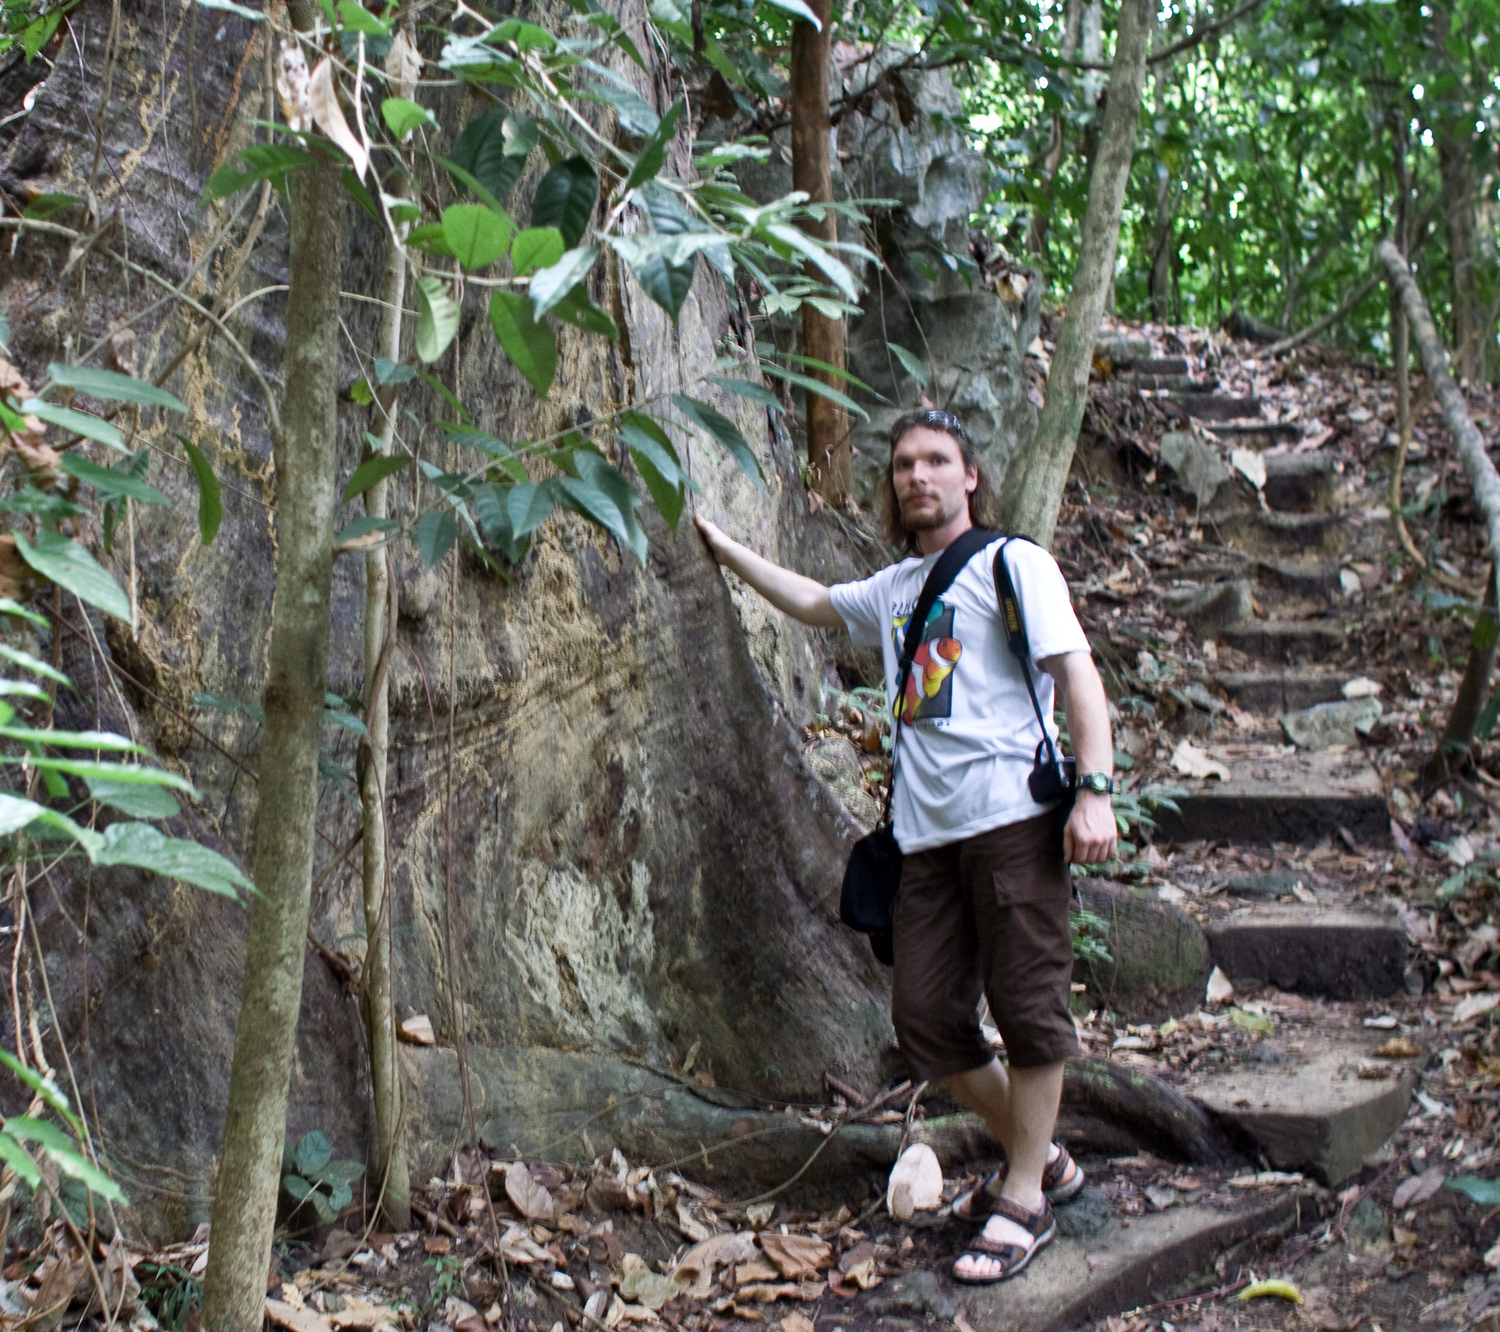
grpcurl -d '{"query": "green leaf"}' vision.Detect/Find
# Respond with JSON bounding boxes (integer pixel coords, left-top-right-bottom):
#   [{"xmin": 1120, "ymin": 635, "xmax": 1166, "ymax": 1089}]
[
  {"xmin": 206, "ymin": 144, "xmax": 316, "ymax": 200},
  {"xmin": 45, "ymin": 364, "xmax": 186, "ymax": 413},
  {"xmin": 0, "ymin": 726, "xmax": 141, "ymax": 751},
  {"xmin": 0, "ymin": 1134, "xmax": 41, "ymax": 1190},
  {"xmin": 583, "ymin": 71, "xmax": 660, "ymax": 137},
  {"xmin": 322, "ymin": 1157, "xmax": 366, "ymax": 1183},
  {"xmin": 0, "ymin": 792, "xmax": 98, "ymax": 851},
  {"xmin": 707, "ymin": 376, "xmax": 783, "ymax": 412},
  {"xmin": 764, "ymin": 223, "xmax": 858, "ymax": 300},
  {"xmin": 60, "ymin": 454, "xmax": 170, "ymax": 506},
  {"xmin": 381, "ymin": 97, "xmax": 432, "ymax": 138},
  {"xmin": 334, "ymin": 515, "xmax": 400, "ymax": 550},
  {"xmin": 620, "ymin": 422, "xmax": 690, "ymax": 529},
  {"xmin": 551, "ymin": 286, "xmax": 618, "ymax": 340},
  {"xmin": 1230, "ymin": 1007, "xmax": 1274, "ymax": 1036},
  {"xmin": 195, "ymin": 0, "xmax": 266, "ymax": 18},
  {"xmin": 489, "ymin": 292, "xmax": 557, "ymax": 398},
  {"xmin": 4, "ymin": 1117, "xmax": 126, "ymax": 1201},
  {"xmin": 21, "ymin": 10, "xmax": 63, "ymax": 62},
  {"xmin": 0, "ymin": 1049, "xmax": 73, "ymax": 1122},
  {"xmin": 20, "ymin": 194, "xmax": 80, "ymax": 220},
  {"xmin": 530, "ymin": 245, "xmax": 599, "ymax": 317},
  {"xmin": 19, "ymin": 400, "xmax": 124, "ymax": 452},
  {"xmin": 93, "ymin": 822, "xmax": 251, "ymax": 899},
  {"xmin": 324, "ymin": 708, "xmax": 367, "ymax": 737},
  {"xmin": 86, "ymin": 778, "xmax": 181, "ymax": 819},
  {"xmin": 337, "ymin": 0, "xmax": 389, "ymax": 34},
  {"xmin": 310, "ymin": 1190, "xmax": 338, "ymax": 1222},
  {"xmin": 0, "ymin": 644, "xmax": 69, "ymax": 685},
  {"xmin": 12, "ymin": 758, "xmax": 196, "ymax": 795},
  {"xmin": 758, "ymin": 363, "xmax": 868, "ymax": 419},
  {"xmin": 0, "ymin": 598, "xmax": 48, "ymax": 628},
  {"xmin": 760, "ymin": 0, "xmax": 821, "ymax": 25},
  {"xmin": 623, "ymin": 99, "xmax": 683, "ymax": 193},
  {"xmin": 416, "ymin": 276, "xmax": 461, "ymax": 364},
  {"xmin": 1446, "ymin": 1176, "xmax": 1500, "ymax": 1206},
  {"xmin": 13, "ymin": 530, "xmax": 131, "ymax": 622},
  {"xmin": 374, "ymin": 359, "xmax": 416, "ymax": 387},
  {"xmin": 415, "ymin": 509, "xmax": 458, "ymax": 568},
  {"xmin": 886, "ymin": 342, "xmax": 930, "ymax": 387},
  {"xmin": 441, "ymin": 204, "xmax": 511, "ymax": 271},
  {"xmin": 283, "ymin": 1174, "xmax": 314, "ymax": 1202},
  {"xmin": 557, "ymin": 452, "xmax": 646, "ymax": 563},
  {"xmin": 180, "ymin": 437, "xmax": 223, "ymax": 544},
  {"xmin": 294, "ymin": 1130, "xmax": 333, "ymax": 1176},
  {"xmin": 670, "ymin": 394, "xmax": 763, "ymax": 485},
  {"xmin": 0, "ymin": 682, "xmax": 50, "ymax": 703},
  {"xmin": 612, "ymin": 236, "xmax": 695, "ymax": 321},
  {"xmin": 326, "ymin": 1178, "xmax": 353, "ymax": 1212},
  {"xmin": 448, "ymin": 110, "xmax": 527, "ymax": 204},
  {"xmin": 531, "ymin": 157, "xmax": 599, "ymax": 247},
  {"xmin": 343, "ymin": 453, "xmax": 412, "ymax": 502},
  {"xmin": 511, "ymin": 227, "xmax": 565, "ymax": 277}
]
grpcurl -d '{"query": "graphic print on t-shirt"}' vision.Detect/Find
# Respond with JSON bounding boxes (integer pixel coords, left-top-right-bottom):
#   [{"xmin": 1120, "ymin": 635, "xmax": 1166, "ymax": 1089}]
[{"xmin": 891, "ymin": 599, "xmax": 963, "ymax": 722}]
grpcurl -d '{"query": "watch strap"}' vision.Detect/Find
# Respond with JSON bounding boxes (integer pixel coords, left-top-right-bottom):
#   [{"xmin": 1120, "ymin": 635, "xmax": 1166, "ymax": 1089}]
[{"xmin": 1077, "ymin": 772, "xmax": 1115, "ymax": 794}]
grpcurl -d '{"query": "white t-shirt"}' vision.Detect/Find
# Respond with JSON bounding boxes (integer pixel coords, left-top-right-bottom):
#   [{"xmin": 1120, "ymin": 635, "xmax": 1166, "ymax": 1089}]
[{"xmin": 829, "ymin": 536, "xmax": 1091, "ymax": 854}]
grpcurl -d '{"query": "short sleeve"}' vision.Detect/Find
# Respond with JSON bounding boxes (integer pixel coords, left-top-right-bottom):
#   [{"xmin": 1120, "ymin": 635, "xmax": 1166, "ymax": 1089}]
[
  {"xmin": 829, "ymin": 570, "xmax": 888, "ymax": 647},
  {"xmin": 1003, "ymin": 541, "xmax": 1090, "ymax": 661}
]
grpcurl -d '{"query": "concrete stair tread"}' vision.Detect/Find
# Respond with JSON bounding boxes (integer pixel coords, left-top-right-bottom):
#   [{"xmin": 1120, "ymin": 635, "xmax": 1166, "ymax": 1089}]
[
  {"xmin": 1179, "ymin": 1032, "xmax": 1414, "ymax": 1184},
  {"xmin": 955, "ymin": 1188, "xmax": 1303, "ymax": 1330},
  {"xmin": 1149, "ymin": 749, "xmax": 1387, "ymax": 845},
  {"xmin": 1219, "ymin": 618, "xmax": 1349, "ymax": 662},
  {"xmin": 1205, "ymin": 902, "xmax": 1410, "ymax": 1000},
  {"xmin": 1208, "ymin": 422, "xmax": 1302, "ymax": 444},
  {"xmin": 1213, "ymin": 668, "xmax": 1350, "ymax": 713},
  {"xmin": 1175, "ymin": 393, "xmax": 1264, "ymax": 421},
  {"xmin": 1213, "ymin": 510, "xmax": 1345, "ymax": 556}
]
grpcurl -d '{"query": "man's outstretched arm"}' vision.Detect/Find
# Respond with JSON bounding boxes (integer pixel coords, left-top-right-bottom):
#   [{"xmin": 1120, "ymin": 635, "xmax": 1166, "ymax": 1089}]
[
  {"xmin": 1039, "ymin": 650, "xmax": 1118, "ymax": 865},
  {"xmin": 695, "ymin": 516, "xmax": 847, "ymax": 629}
]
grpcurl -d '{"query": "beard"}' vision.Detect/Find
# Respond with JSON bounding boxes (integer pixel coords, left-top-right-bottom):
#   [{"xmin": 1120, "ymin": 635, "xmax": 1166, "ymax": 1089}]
[{"xmin": 900, "ymin": 492, "xmax": 965, "ymax": 531}]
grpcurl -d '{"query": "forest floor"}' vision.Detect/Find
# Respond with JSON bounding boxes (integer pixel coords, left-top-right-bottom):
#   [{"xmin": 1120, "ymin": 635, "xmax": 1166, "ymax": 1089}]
[{"xmin": 19, "ymin": 323, "xmax": 1500, "ymax": 1332}]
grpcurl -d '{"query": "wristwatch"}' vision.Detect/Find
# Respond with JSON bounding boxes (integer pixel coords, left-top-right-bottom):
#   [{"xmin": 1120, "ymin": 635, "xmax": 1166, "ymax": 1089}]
[{"xmin": 1076, "ymin": 772, "xmax": 1115, "ymax": 796}]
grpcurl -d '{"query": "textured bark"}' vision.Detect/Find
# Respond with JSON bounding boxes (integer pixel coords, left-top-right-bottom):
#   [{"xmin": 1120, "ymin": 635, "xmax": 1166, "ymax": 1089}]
[
  {"xmin": 200, "ymin": 109, "xmax": 347, "ymax": 1332},
  {"xmin": 1422, "ymin": 571, "xmax": 1498, "ymax": 791},
  {"xmin": 790, "ymin": 0, "xmax": 850, "ymax": 504},
  {"xmin": 1377, "ymin": 240, "xmax": 1500, "ymax": 602},
  {"xmin": 1147, "ymin": 60, "xmax": 1175, "ymax": 323},
  {"xmin": 1000, "ymin": 0, "xmax": 1152, "ymax": 547}
]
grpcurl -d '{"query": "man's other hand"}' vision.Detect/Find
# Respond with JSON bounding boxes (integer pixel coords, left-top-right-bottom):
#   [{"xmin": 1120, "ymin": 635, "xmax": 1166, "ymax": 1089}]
[{"xmin": 1063, "ymin": 791, "xmax": 1117, "ymax": 865}]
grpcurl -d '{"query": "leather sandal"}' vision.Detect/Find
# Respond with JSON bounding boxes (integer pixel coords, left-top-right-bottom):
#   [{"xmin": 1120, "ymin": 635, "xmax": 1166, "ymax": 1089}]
[
  {"xmin": 951, "ymin": 1195, "xmax": 1055, "ymax": 1285},
  {"xmin": 953, "ymin": 1144, "xmax": 1083, "ymax": 1220}
]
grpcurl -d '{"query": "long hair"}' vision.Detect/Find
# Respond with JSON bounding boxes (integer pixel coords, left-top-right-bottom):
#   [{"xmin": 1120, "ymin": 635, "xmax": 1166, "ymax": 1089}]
[{"xmin": 881, "ymin": 409, "xmax": 996, "ymax": 554}]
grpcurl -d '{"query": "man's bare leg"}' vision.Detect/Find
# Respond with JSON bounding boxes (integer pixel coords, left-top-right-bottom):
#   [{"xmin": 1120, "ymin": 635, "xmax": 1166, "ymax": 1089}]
[{"xmin": 948, "ymin": 1061, "xmax": 1065, "ymax": 1279}]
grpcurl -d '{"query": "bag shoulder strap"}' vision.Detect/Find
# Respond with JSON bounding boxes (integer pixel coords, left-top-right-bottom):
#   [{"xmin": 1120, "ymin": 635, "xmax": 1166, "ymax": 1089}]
[
  {"xmin": 879, "ymin": 526, "xmax": 997, "ymax": 829},
  {"xmin": 993, "ymin": 535, "xmax": 1059, "ymax": 769}
]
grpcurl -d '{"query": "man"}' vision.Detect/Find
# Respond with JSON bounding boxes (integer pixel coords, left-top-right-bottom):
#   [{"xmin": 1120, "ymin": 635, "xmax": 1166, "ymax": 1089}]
[{"xmin": 695, "ymin": 408, "xmax": 1117, "ymax": 1284}]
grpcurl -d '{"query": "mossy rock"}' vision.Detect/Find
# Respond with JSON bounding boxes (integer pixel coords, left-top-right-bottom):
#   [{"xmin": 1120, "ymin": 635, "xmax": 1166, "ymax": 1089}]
[{"xmin": 1075, "ymin": 878, "xmax": 1211, "ymax": 1021}]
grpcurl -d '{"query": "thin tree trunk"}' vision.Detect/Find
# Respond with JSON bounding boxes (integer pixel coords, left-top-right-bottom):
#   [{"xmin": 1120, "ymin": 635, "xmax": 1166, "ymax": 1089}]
[
  {"xmin": 200, "ymin": 27, "xmax": 345, "ymax": 1332},
  {"xmin": 1437, "ymin": 132, "xmax": 1483, "ymax": 384},
  {"xmin": 790, "ymin": 0, "xmax": 849, "ymax": 505},
  {"xmin": 1423, "ymin": 569, "xmax": 1498, "ymax": 790},
  {"xmin": 1000, "ymin": 0, "xmax": 1153, "ymax": 547},
  {"xmin": 360, "ymin": 220, "xmax": 410, "ymax": 1229},
  {"xmin": 1377, "ymin": 238, "xmax": 1500, "ymax": 610},
  {"xmin": 1028, "ymin": 0, "xmax": 1081, "ymax": 258},
  {"xmin": 1147, "ymin": 57, "xmax": 1174, "ymax": 322}
]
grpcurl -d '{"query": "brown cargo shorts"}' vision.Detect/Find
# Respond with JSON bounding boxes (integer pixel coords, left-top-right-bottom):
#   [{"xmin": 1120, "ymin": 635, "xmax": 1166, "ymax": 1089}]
[{"xmin": 891, "ymin": 809, "xmax": 1080, "ymax": 1077}]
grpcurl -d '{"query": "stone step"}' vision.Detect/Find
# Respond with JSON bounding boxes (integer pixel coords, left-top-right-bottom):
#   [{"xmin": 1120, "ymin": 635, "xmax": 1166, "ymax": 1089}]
[
  {"xmin": 1218, "ymin": 618, "xmax": 1348, "ymax": 662},
  {"xmin": 1126, "ymin": 356, "xmax": 1190, "ymax": 376},
  {"xmin": 1149, "ymin": 750, "xmax": 1388, "ymax": 846},
  {"xmin": 1205, "ymin": 904, "xmax": 1410, "ymax": 1000},
  {"xmin": 1176, "ymin": 393, "xmax": 1263, "ymax": 421},
  {"xmin": 1214, "ymin": 510, "xmax": 1346, "ymax": 556},
  {"xmin": 1253, "ymin": 558, "xmax": 1343, "ymax": 603},
  {"xmin": 1135, "ymin": 373, "xmax": 1214, "ymax": 392},
  {"xmin": 1182, "ymin": 1033, "xmax": 1415, "ymax": 1184},
  {"xmin": 1207, "ymin": 422, "xmax": 1303, "ymax": 449},
  {"xmin": 957, "ymin": 1188, "xmax": 1303, "ymax": 1331},
  {"xmin": 1212, "ymin": 669, "xmax": 1348, "ymax": 713},
  {"xmin": 1263, "ymin": 452, "xmax": 1339, "ymax": 513}
]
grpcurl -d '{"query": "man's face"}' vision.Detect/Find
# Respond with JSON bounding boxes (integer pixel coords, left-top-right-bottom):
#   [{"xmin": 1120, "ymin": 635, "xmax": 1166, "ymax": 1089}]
[{"xmin": 891, "ymin": 427, "xmax": 977, "ymax": 533}]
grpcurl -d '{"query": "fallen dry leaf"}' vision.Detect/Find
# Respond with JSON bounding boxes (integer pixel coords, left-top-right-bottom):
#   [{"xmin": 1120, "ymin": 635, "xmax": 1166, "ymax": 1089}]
[
  {"xmin": 618, "ymin": 1254, "xmax": 680, "ymax": 1310},
  {"xmin": 1391, "ymin": 1165, "xmax": 1445, "ymax": 1210},
  {"xmin": 735, "ymin": 1257, "xmax": 782, "ymax": 1285},
  {"xmin": 1205, "ymin": 966, "xmax": 1234, "ymax": 1005},
  {"xmin": 758, "ymin": 1232, "xmax": 833, "ymax": 1279},
  {"xmin": 1374, "ymin": 1036, "xmax": 1422, "ymax": 1059},
  {"xmin": 307, "ymin": 56, "xmax": 368, "ymax": 181},
  {"xmin": 398, "ymin": 1014, "xmax": 435, "ymax": 1045},
  {"xmin": 505, "ymin": 1162, "xmax": 554, "ymax": 1221},
  {"xmin": 886, "ymin": 1142, "xmax": 942, "ymax": 1219},
  {"xmin": 672, "ymin": 1232, "xmax": 757, "ymax": 1299},
  {"xmin": 384, "ymin": 30, "xmax": 421, "ymax": 103},
  {"xmin": 1454, "ymin": 992, "xmax": 1500, "ymax": 1024},
  {"xmin": 266, "ymin": 1299, "xmax": 334, "ymax": 1332},
  {"xmin": 276, "ymin": 42, "xmax": 312, "ymax": 132},
  {"xmin": 780, "ymin": 1314, "xmax": 815, "ymax": 1332},
  {"xmin": 1171, "ymin": 739, "xmax": 1231, "ymax": 782}
]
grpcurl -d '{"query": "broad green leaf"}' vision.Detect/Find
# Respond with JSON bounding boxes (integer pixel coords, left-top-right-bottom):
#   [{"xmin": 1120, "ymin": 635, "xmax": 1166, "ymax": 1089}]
[
  {"xmin": 180, "ymin": 437, "xmax": 223, "ymax": 544},
  {"xmin": 45, "ymin": 364, "xmax": 186, "ymax": 413},
  {"xmin": 93, "ymin": 821, "xmax": 251, "ymax": 899},
  {"xmin": 0, "ymin": 644, "xmax": 69, "ymax": 685},
  {"xmin": 86, "ymin": 778, "xmax": 181, "ymax": 819},
  {"xmin": 620, "ymin": 424, "xmax": 689, "ymax": 530},
  {"xmin": 671, "ymin": 394, "xmax": 763, "ymax": 485},
  {"xmin": 310, "ymin": 1190, "xmax": 338, "ymax": 1222},
  {"xmin": 583, "ymin": 72, "xmax": 660, "ymax": 137},
  {"xmin": 343, "ymin": 169, "xmax": 381, "ymax": 223},
  {"xmin": 284, "ymin": 1174, "xmax": 314, "ymax": 1201},
  {"xmin": 4, "ymin": 1117, "xmax": 126, "ymax": 1201},
  {"xmin": 557, "ymin": 453, "xmax": 646, "ymax": 563},
  {"xmin": 321, "ymin": 1157, "xmax": 366, "ymax": 1182},
  {"xmin": 381, "ymin": 97, "xmax": 432, "ymax": 138},
  {"xmin": 0, "ymin": 726, "xmax": 141, "ymax": 751},
  {"xmin": 337, "ymin": 0, "xmax": 389, "ymax": 35},
  {"xmin": 20, "ymin": 194, "xmax": 80, "ymax": 220},
  {"xmin": 295, "ymin": 1133, "xmax": 331, "ymax": 1174},
  {"xmin": 764, "ymin": 223, "xmax": 859, "ymax": 301},
  {"xmin": 334, "ymin": 515, "xmax": 400, "ymax": 550},
  {"xmin": 758, "ymin": 363, "xmax": 868, "ymax": 419},
  {"xmin": 406, "ymin": 223, "xmax": 455, "ymax": 259},
  {"xmin": 0, "ymin": 1049, "xmax": 73, "ymax": 1121},
  {"xmin": 60, "ymin": 454, "xmax": 170, "ymax": 506},
  {"xmin": 0, "ymin": 598, "xmax": 48, "ymax": 628},
  {"xmin": 531, "ymin": 157, "xmax": 599, "ymax": 247},
  {"xmin": 324, "ymin": 708, "xmax": 367, "ymax": 737},
  {"xmin": 374, "ymin": 359, "xmax": 416, "ymax": 386},
  {"xmin": 618, "ymin": 243, "xmax": 695, "ymax": 322},
  {"xmin": 448, "ymin": 110, "xmax": 527, "ymax": 204},
  {"xmin": 0, "ymin": 1136, "xmax": 40, "ymax": 1189},
  {"xmin": 415, "ymin": 371, "xmax": 471, "ymax": 424},
  {"xmin": 886, "ymin": 342, "xmax": 930, "ymax": 387},
  {"xmin": 441, "ymin": 204, "xmax": 511, "ymax": 271},
  {"xmin": 530, "ymin": 245, "xmax": 599, "ymax": 317},
  {"xmin": 0, "ymin": 682, "xmax": 50, "ymax": 702},
  {"xmin": 415, "ymin": 509, "xmax": 458, "ymax": 568},
  {"xmin": 707, "ymin": 376, "xmax": 783, "ymax": 411},
  {"xmin": 511, "ymin": 227, "xmax": 565, "ymax": 277},
  {"xmin": 779, "ymin": 352, "xmax": 882, "ymax": 395},
  {"xmin": 501, "ymin": 113, "xmax": 539, "ymax": 157},
  {"xmin": 0, "ymin": 793, "xmax": 99, "ymax": 852},
  {"xmin": 206, "ymin": 144, "xmax": 316, "ymax": 200},
  {"xmin": 13, "ymin": 758, "xmax": 196, "ymax": 795},
  {"xmin": 19, "ymin": 401, "xmax": 124, "ymax": 452},
  {"xmin": 326, "ymin": 1179, "xmax": 353, "ymax": 1211},
  {"xmin": 551, "ymin": 286, "xmax": 618, "ymax": 340},
  {"xmin": 623, "ymin": 99, "xmax": 683, "ymax": 194},
  {"xmin": 193, "ymin": 691, "xmax": 264, "ymax": 722},
  {"xmin": 13, "ymin": 530, "xmax": 131, "ymax": 622},
  {"xmin": 195, "ymin": 0, "xmax": 265, "ymax": 18},
  {"xmin": 489, "ymin": 292, "xmax": 557, "ymax": 398},
  {"xmin": 343, "ymin": 453, "xmax": 412, "ymax": 502},
  {"xmin": 416, "ymin": 276, "xmax": 461, "ymax": 364},
  {"xmin": 1446, "ymin": 1176, "xmax": 1500, "ymax": 1206}
]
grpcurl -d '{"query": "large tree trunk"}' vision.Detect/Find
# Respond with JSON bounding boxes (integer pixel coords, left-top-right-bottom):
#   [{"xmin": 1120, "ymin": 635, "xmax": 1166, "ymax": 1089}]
[
  {"xmin": 201, "ymin": 33, "xmax": 345, "ymax": 1332},
  {"xmin": 1000, "ymin": 0, "xmax": 1153, "ymax": 546},
  {"xmin": 790, "ymin": 0, "xmax": 850, "ymax": 504}
]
